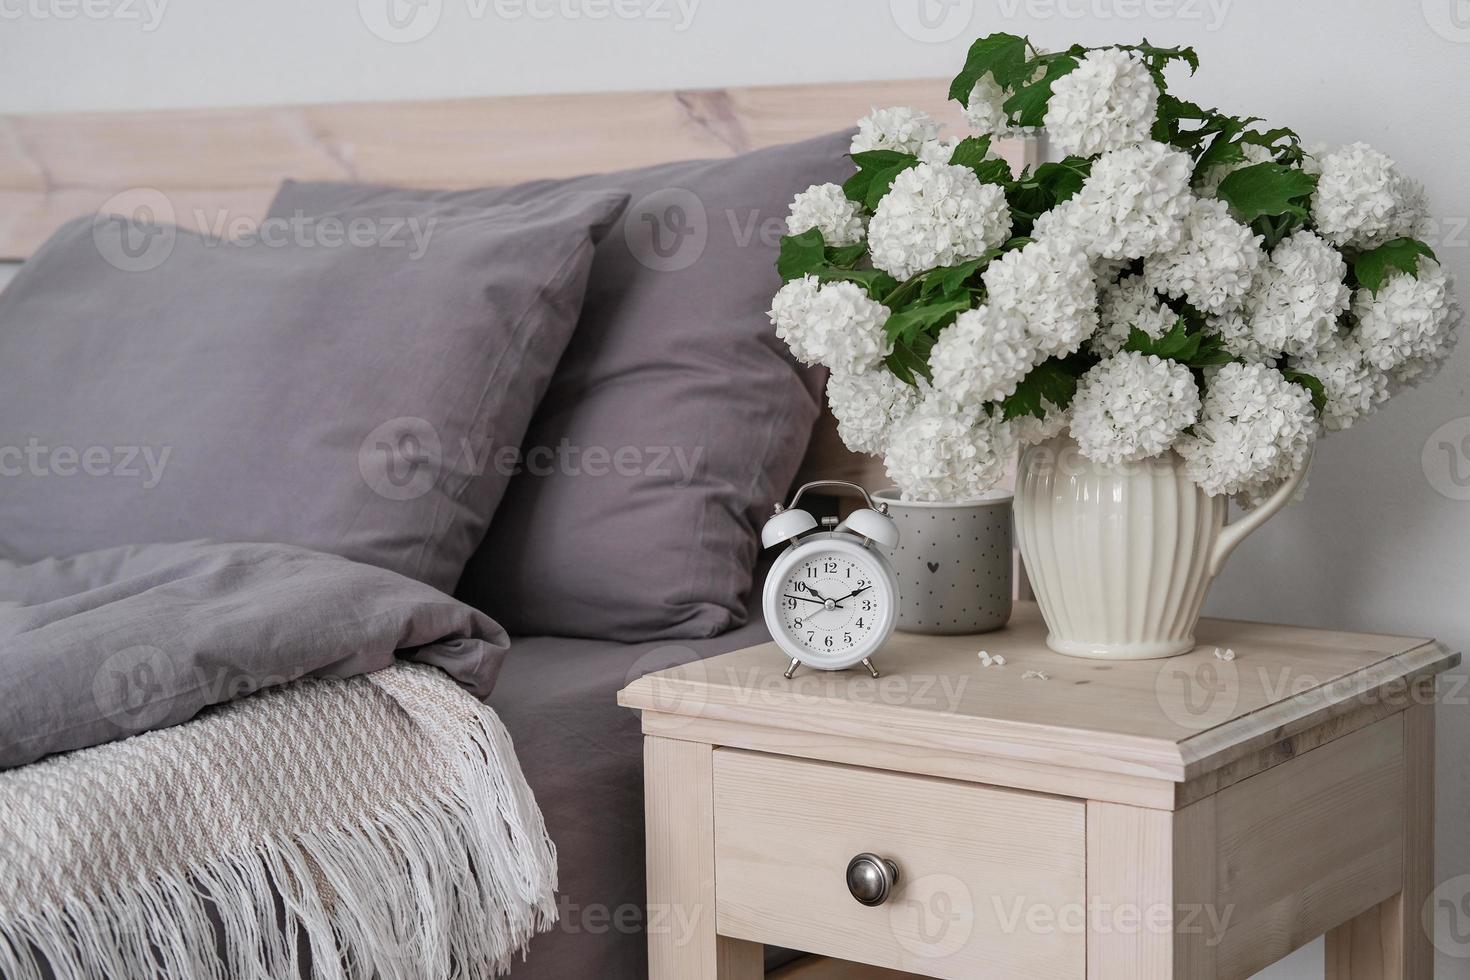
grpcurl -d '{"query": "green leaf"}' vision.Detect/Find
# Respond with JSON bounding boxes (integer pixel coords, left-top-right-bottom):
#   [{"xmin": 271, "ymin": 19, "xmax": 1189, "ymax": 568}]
[
  {"xmin": 886, "ymin": 334, "xmax": 935, "ymax": 386},
  {"xmin": 1125, "ymin": 318, "xmax": 1243, "ymax": 369},
  {"xmin": 776, "ymin": 229, "xmax": 826, "ymax": 282},
  {"xmin": 1125, "ymin": 317, "xmax": 1193, "ymax": 359},
  {"xmin": 1001, "ymin": 359, "xmax": 1084, "ymax": 421},
  {"xmin": 1215, "ymin": 162, "xmax": 1317, "ymax": 224},
  {"xmin": 927, "ymin": 257, "xmax": 989, "ymax": 298},
  {"xmin": 948, "ymin": 136, "xmax": 992, "ymax": 169},
  {"xmin": 865, "ymin": 159, "xmax": 921, "ymax": 210},
  {"xmin": 949, "ymin": 136, "xmax": 1013, "ymax": 185},
  {"xmin": 949, "ymin": 33, "xmax": 1030, "ymax": 105},
  {"xmin": 1353, "ymin": 238, "xmax": 1437, "ymax": 294},
  {"xmin": 1034, "ymin": 157, "xmax": 1091, "ymax": 203},
  {"xmin": 1152, "ymin": 95, "xmax": 1210, "ymax": 145},
  {"xmin": 810, "ymin": 264, "xmax": 898, "ymax": 301},
  {"xmin": 1282, "ymin": 370, "xmax": 1327, "ymax": 413},
  {"xmin": 882, "ymin": 294, "xmax": 973, "ymax": 344},
  {"xmin": 825, "ymin": 243, "xmax": 867, "ymax": 268},
  {"xmin": 843, "ymin": 150, "xmax": 918, "ymax": 205},
  {"xmin": 850, "ymin": 150, "xmax": 913, "ymax": 170},
  {"xmin": 1186, "ymin": 333, "xmax": 1237, "ymax": 367},
  {"xmin": 1122, "ymin": 40, "xmax": 1199, "ymax": 85},
  {"xmin": 1003, "ymin": 55, "xmax": 1080, "ymax": 128}
]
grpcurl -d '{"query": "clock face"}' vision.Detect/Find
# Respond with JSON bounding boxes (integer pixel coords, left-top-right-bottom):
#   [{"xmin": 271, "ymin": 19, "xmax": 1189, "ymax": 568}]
[{"xmin": 773, "ymin": 548, "xmax": 887, "ymax": 662}]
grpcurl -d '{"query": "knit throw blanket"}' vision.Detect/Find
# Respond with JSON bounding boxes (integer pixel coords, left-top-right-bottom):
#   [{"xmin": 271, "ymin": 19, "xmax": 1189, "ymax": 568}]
[{"xmin": 0, "ymin": 663, "xmax": 558, "ymax": 979}]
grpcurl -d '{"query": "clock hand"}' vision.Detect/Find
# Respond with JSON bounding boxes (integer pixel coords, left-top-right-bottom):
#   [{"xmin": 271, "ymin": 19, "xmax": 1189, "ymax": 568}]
[
  {"xmin": 830, "ymin": 585, "xmax": 872, "ymax": 604},
  {"xmin": 783, "ymin": 594, "xmax": 845, "ymax": 611}
]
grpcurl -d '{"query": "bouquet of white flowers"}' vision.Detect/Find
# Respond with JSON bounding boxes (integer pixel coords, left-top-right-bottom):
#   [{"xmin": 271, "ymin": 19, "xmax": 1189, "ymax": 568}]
[{"xmin": 770, "ymin": 35, "xmax": 1460, "ymax": 503}]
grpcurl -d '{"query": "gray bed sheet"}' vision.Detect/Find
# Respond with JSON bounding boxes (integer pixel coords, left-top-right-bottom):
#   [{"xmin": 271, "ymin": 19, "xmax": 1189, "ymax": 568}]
[{"xmin": 490, "ymin": 583, "xmax": 800, "ymax": 978}]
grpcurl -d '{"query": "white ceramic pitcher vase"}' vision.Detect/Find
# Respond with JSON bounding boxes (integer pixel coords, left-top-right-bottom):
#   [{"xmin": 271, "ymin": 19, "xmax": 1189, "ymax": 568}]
[{"xmin": 1015, "ymin": 436, "xmax": 1312, "ymax": 660}]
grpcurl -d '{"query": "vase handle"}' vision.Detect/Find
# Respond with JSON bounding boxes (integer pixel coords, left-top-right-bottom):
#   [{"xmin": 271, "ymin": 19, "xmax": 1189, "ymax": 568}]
[{"xmin": 1207, "ymin": 448, "xmax": 1314, "ymax": 579}]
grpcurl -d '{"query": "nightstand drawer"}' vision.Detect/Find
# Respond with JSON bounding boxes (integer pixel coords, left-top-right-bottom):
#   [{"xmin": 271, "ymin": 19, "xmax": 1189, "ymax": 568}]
[{"xmin": 712, "ymin": 750, "xmax": 1086, "ymax": 980}]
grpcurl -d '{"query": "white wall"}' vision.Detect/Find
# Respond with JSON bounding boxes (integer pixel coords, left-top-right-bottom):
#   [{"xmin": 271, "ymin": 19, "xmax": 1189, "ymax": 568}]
[{"xmin": 5, "ymin": 1, "xmax": 1469, "ymax": 975}]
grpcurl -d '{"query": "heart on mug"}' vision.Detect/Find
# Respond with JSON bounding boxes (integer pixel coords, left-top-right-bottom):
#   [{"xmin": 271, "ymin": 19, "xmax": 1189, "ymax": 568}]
[{"xmin": 926, "ymin": 561, "xmax": 939, "ymax": 573}]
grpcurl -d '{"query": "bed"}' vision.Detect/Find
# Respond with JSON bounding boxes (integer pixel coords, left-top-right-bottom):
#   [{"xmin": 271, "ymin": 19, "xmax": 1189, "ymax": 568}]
[{"xmin": 0, "ymin": 81, "xmax": 1037, "ymax": 978}]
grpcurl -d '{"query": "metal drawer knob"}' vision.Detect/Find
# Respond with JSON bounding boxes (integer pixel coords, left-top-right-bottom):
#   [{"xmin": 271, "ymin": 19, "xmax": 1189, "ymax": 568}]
[{"xmin": 845, "ymin": 852, "xmax": 900, "ymax": 907}]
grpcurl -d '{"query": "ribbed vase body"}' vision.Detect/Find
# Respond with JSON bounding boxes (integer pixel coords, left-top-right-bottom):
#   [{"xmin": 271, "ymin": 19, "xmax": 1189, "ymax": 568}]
[{"xmin": 1015, "ymin": 438, "xmax": 1227, "ymax": 659}]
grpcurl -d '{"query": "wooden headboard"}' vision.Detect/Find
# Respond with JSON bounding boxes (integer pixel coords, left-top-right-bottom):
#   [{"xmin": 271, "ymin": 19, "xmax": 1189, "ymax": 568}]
[{"xmin": 0, "ymin": 77, "xmax": 1037, "ymax": 489}]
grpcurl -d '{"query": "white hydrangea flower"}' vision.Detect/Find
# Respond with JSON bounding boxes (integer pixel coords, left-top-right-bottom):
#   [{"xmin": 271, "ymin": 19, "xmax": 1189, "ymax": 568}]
[
  {"xmin": 1312, "ymin": 142, "xmax": 1429, "ymax": 249},
  {"xmin": 826, "ymin": 368, "xmax": 921, "ymax": 456},
  {"xmin": 768, "ymin": 275, "xmax": 825, "ymax": 364},
  {"xmin": 1176, "ymin": 362, "xmax": 1317, "ymax": 499},
  {"xmin": 1240, "ymin": 229, "xmax": 1350, "ymax": 358},
  {"xmin": 868, "ymin": 163, "xmax": 1012, "ymax": 280},
  {"xmin": 1196, "ymin": 143, "xmax": 1272, "ymax": 199},
  {"xmin": 1005, "ymin": 400, "xmax": 1071, "ymax": 447},
  {"xmin": 885, "ymin": 396, "xmax": 1015, "ymax": 501},
  {"xmin": 1143, "ymin": 197, "xmax": 1265, "ymax": 315},
  {"xmin": 981, "ymin": 236, "xmax": 1099, "ymax": 358},
  {"xmin": 1391, "ymin": 323, "xmax": 1459, "ymax": 387},
  {"xmin": 1092, "ymin": 274, "xmax": 1176, "ymax": 357},
  {"xmin": 1208, "ymin": 310, "xmax": 1276, "ymax": 364},
  {"xmin": 915, "ymin": 137, "xmax": 961, "ymax": 167},
  {"xmin": 767, "ymin": 277, "xmax": 892, "ymax": 374},
  {"xmin": 785, "ymin": 183, "xmax": 866, "ymax": 247},
  {"xmin": 813, "ymin": 282, "xmax": 893, "ymax": 375},
  {"xmin": 1351, "ymin": 259, "xmax": 1460, "ymax": 376},
  {"xmin": 962, "ymin": 74, "xmax": 1009, "ymax": 136},
  {"xmin": 1043, "ymin": 49, "xmax": 1159, "ymax": 158},
  {"xmin": 1032, "ymin": 142, "xmax": 1192, "ymax": 260},
  {"xmin": 1287, "ymin": 335, "xmax": 1390, "ymax": 432},
  {"xmin": 1069, "ymin": 351, "xmax": 1200, "ymax": 464},
  {"xmin": 929, "ymin": 304, "xmax": 1037, "ymax": 407},
  {"xmin": 850, "ymin": 106, "xmax": 941, "ymax": 155}
]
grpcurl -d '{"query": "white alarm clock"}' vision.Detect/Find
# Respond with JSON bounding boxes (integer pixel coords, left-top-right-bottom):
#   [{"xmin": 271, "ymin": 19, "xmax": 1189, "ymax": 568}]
[{"xmin": 760, "ymin": 481, "xmax": 901, "ymax": 679}]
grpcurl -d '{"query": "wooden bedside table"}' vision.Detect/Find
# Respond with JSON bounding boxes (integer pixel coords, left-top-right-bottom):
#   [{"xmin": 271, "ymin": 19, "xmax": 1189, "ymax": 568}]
[{"xmin": 617, "ymin": 603, "xmax": 1459, "ymax": 980}]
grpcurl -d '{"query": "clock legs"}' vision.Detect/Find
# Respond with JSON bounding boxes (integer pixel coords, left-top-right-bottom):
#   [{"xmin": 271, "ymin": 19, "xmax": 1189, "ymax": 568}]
[{"xmin": 781, "ymin": 657, "xmax": 881, "ymax": 679}]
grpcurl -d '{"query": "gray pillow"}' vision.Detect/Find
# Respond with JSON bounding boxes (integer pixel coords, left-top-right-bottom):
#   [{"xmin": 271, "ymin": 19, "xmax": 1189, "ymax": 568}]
[
  {"xmin": 0, "ymin": 191, "xmax": 629, "ymax": 591},
  {"xmin": 268, "ymin": 131, "xmax": 851, "ymax": 640}
]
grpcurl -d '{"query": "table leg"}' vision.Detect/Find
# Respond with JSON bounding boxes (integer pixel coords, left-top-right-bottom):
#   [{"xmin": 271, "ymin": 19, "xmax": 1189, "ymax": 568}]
[
  {"xmin": 1086, "ymin": 798, "xmax": 1218, "ymax": 979},
  {"xmin": 644, "ymin": 736, "xmax": 762, "ymax": 980},
  {"xmin": 1325, "ymin": 702, "xmax": 1435, "ymax": 979}
]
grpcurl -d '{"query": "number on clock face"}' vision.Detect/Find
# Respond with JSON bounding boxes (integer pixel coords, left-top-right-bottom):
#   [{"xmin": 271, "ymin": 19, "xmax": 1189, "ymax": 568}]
[{"xmin": 778, "ymin": 552, "xmax": 881, "ymax": 655}]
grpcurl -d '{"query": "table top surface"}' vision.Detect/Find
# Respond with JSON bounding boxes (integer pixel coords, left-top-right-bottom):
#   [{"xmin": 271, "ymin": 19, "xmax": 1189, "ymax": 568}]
[{"xmin": 618, "ymin": 602, "xmax": 1457, "ymax": 782}]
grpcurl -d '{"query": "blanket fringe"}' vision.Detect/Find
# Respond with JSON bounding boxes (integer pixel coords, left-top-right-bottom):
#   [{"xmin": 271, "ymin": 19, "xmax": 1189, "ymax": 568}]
[{"xmin": 0, "ymin": 690, "xmax": 557, "ymax": 980}]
